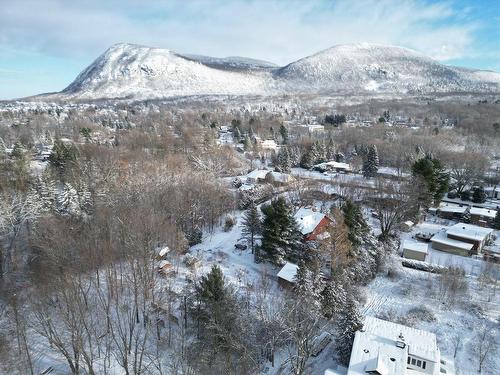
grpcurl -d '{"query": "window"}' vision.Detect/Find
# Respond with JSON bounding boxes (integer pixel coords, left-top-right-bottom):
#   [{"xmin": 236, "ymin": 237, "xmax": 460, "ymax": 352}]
[
  {"xmin": 407, "ymin": 357, "xmax": 411, "ymax": 364},
  {"xmin": 417, "ymin": 360, "xmax": 422, "ymax": 367},
  {"xmin": 411, "ymin": 358, "xmax": 416, "ymax": 365},
  {"xmin": 422, "ymin": 361, "xmax": 427, "ymax": 370}
]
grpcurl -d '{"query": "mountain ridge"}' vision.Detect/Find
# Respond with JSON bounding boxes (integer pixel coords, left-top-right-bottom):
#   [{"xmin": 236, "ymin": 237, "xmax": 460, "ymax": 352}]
[{"xmin": 38, "ymin": 42, "xmax": 500, "ymax": 101}]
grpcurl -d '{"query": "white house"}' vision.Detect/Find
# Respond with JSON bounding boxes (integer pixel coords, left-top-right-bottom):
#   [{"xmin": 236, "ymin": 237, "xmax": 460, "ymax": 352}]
[{"xmin": 347, "ymin": 316, "xmax": 450, "ymax": 375}]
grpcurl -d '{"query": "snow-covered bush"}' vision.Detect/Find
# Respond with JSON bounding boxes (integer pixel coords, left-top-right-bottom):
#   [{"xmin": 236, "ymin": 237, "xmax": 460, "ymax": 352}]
[{"xmin": 223, "ymin": 214, "xmax": 236, "ymax": 232}]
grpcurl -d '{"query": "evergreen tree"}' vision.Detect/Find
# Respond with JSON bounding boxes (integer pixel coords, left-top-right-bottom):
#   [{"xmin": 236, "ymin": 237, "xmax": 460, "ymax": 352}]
[
  {"xmin": 275, "ymin": 146, "xmax": 291, "ymax": 173},
  {"xmin": 299, "ymin": 149, "xmax": 314, "ymax": 169},
  {"xmin": 412, "ymin": 156, "xmax": 449, "ymax": 206},
  {"xmin": 56, "ymin": 183, "xmax": 80, "ymax": 216},
  {"xmin": 49, "ymin": 139, "xmax": 78, "ymax": 179},
  {"xmin": 243, "ymin": 135, "xmax": 252, "ymax": 151},
  {"xmin": 279, "ymin": 124, "xmax": 289, "ymax": 144},
  {"xmin": 363, "ymin": 145, "xmax": 379, "ymax": 177},
  {"xmin": 241, "ymin": 201, "xmax": 261, "ymax": 254},
  {"xmin": 288, "ymin": 145, "xmax": 301, "ymax": 167},
  {"xmin": 472, "ymin": 186, "xmax": 487, "ymax": 203},
  {"xmin": 493, "ymin": 210, "xmax": 500, "ymax": 230},
  {"xmin": 321, "ymin": 277, "xmax": 347, "ymax": 319},
  {"xmin": 326, "ymin": 138, "xmax": 336, "ymax": 161},
  {"xmin": 342, "ymin": 199, "xmax": 369, "ymax": 247},
  {"xmin": 335, "ymin": 295, "xmax": 363, "ymax": 366},
  {"xmin": 311, "ymin": 141, "xmax": 326, "ymax": 164},
  {"xmin": 261, "ymin": 197, "xmax": 303, "ymax": 264}
]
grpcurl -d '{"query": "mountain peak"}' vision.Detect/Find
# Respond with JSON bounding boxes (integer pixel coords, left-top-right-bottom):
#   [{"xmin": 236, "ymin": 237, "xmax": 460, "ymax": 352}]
[{"xmin": 51, "ymin": 42, "xmax": 500, "ymax": 101}]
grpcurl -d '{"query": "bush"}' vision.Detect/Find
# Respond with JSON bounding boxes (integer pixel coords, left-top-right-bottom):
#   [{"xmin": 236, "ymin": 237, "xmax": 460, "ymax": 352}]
[
  {"xmin": 404, "ymin": 306, "xmax": 436, "ymax": 325},
  {"xmin": 186, "ymin": 228, "xmax": 203, "ymax": 246},
  {"xmin": 223, "ymin": 215, "xmax": 236, "ymax": 232}
]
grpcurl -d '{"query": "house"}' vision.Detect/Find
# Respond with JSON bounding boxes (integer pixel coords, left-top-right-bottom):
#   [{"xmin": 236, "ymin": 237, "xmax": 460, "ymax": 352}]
[
  {"xmin": 313, "ymin": 161, "xmax": 351, "ymax": 173},
  {"xmin": 434, "ymin": 204, "xmax": 468, "ymax": 220},
  {"xmin": 294, "ymin": 207, "xmax": 332, "ymax": 241},
  {"xmin": 245, "ymin": 169, "xmax": 270, "ymax": 184},
  {"xmin": 469, "ymin": 207, "xmax": 497, "ymax": 227},
  {"xmin": 347, "ymin": 316, "xmax": 450, "ymax": 375},
  {"xmin": 402, "ymin": 241, "xmax": 428, "ymax": 261},
  {"xmin": 431, "ymin": 223, "xmax": 493, "ymax": 256},
  {"xmin": 277, "ymin": 262, "xmax": 299, "ymax": 288}
]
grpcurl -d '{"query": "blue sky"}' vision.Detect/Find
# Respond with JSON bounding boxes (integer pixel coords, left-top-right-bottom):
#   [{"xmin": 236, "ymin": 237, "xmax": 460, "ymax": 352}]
[{"xmin": 1, "ymin": 0, "xmax": 499, "ymax": 99}]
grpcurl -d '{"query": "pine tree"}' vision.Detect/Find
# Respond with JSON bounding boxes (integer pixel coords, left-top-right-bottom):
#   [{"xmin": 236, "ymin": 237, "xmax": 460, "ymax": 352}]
[
  {"xmin": 472, "ymin": 186, "xmax": 487, "ymax": 203},
  {"xmin": 275, "ymin": 146, "xmax": 291, "ymax": 173},
  {"xmin": 288, "ymin": 145, "xmax": 301, "ymax": 167},
  {"xmin": 56, "ymin": 183, "xmax": 80, "ymax": 216},
  {"xmin": 321, "ymin": 278, "xmax": 347, "ymax": 319},
  {"xmin": 342, "ymin": 199, "xmax": 369, "ymax": 247},
  {"xmin": 412, "ymin": 156, "xmax": 449, "ymax": 206},
  {"xmin": 311, "ymin": 141, "xmax": 326, "ymax": 164},
  {"xmin": 363, "ymin": 145, "xmax": 379, "ymax": 177},
  {"xmin": 197, "ymin": 264, "xmax": 227, "ymax": 304},
  {"xmin": 326, "ymin": 138, "xmax": 336, "ymax": 161},
  {"xmin": 335, "ymin": 295, "xmax": 363, "ymax": 366},
  {"xmin": 243, "ymin": 135, "xmax": 252, "ymax": 151},
  {"xmin": 279, "ymin": 124, "xmax": 289, "ymax": 145},
  {"xmin": 299, "ymin": 150, "xmax": 314, "ymax": 169},
  {"xmin": 261, "ymin": 197, "xmax": 303, "ymax": 264},
  {"xmin": 493, "ymin": 210, "xmax": 500, "ymax": 230},
  {"xmin": 241, "ymin": 201, "xmax": 261, "ymax": 254}
]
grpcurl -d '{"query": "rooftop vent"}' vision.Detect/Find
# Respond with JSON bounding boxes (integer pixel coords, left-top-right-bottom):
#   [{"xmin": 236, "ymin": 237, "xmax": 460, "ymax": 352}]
[{"xmin": 396, "ymin": 341, "xmax": 406, "ymax": 349}]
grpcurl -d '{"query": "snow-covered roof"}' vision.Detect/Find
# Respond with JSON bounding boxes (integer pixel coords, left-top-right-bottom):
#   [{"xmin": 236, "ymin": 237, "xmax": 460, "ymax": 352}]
[
  {"xmin": 446, "ymin": 223, "xmax": 493, "ymax": 242},
  {"xmin": 277, "ymin": 262, "xmax": 299, "ymax": 283},
  {"xmin": 294, "ymin": 207, "xmax": 327, "ymax": 235},
  {"xmin": 402, "ymin": 241, "xmax": 428, "ymax": 254},
  {"xmin": 347, "ymin": 316, "xmax": 439, "ymax": 375},
  {"xmin": 437, "ymin": 204, "xmax": 468, "ymax": 214},
  {"xmin": 314, "ymin": 161, "xmax": 351, "ymax": 171},
  {"xmin": 158, "ymin": 246, "xmax": 170, "ymax": 257},
  {"xmin": 430, "ymin": 231, "xmax": 474, "ymax": 251},
  {"xmin": 246, "ymin": 169, "xmax": 270, "ymax": 180},
  {"xmin": 469, "ymin": 207, "xmax": 497, "ymax": 219},
  {"xmin": 403, "ymin": 220, "xmax": 414, "ymax": 227}
]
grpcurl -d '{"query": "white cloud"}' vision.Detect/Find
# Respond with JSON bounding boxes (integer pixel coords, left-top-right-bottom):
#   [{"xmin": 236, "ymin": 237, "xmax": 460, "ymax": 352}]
[{"xmin": 0, "ymin": 0, "xmax": 482, "ymax": 65}]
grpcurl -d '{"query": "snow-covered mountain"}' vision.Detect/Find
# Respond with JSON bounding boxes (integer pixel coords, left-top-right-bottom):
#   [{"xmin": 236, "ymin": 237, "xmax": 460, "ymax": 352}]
[
  {"xmin": 275, "ymin": 43, "xmax": 500, "ymax": 94},
  {"xmin": 41, "ymin": 43, "xmax": 500, "ymax": 101}
]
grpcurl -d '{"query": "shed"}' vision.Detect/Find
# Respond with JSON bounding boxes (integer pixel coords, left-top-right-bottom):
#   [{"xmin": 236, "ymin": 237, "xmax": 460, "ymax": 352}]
[
  {"xmin": 277, "ymin": 262, "xmax": 298, "ymax": 288},
  {"xmin": 402, "ymin": 241, "xmax": 428, "ymax": 261}
]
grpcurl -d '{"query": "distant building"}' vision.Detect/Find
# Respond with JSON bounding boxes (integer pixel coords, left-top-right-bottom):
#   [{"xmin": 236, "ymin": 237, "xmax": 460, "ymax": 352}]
[
  {"xmin": 346, "ymin": 316, "xmax": 451, "ymax": 375},
  {"xmin": 313, "ymin": 161, "xmax": 351, "ymax": 173},
  {"xmin": 294, "ymin": 207, "xmax": 332, "ymax": 241},
  {"xmin": 484, "ymin": 186, "xmax": 499, "ymax": 199}
]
